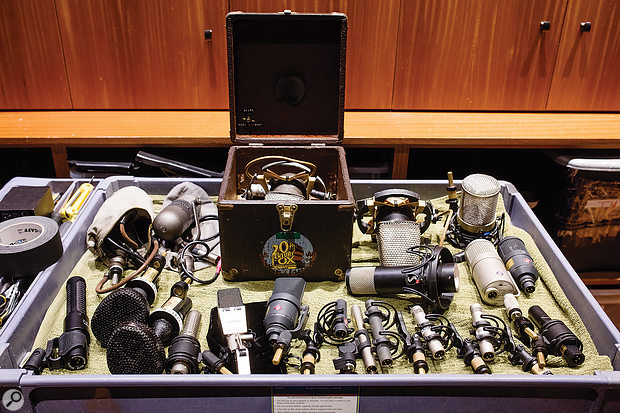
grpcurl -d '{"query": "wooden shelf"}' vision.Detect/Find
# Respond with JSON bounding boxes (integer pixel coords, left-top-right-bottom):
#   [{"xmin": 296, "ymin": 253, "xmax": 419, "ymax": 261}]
[{"xmin": 2, "ymin": 111, "xmax": 620, "ymax": 178}]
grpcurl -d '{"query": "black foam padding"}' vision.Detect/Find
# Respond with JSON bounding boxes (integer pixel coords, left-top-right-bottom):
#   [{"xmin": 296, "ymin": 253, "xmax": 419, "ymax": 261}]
[
  {"xmin": 91, "ymin": 288, "xmax": 150, "ymax": 348},
  {"xmin": 207, "ymin": 301, "xmax": 285, "ymax": 374},
  {"xmin": 106, "ymin": 321, "xmax": 166, "ymax": 374},
  {"xmin": 217, "ymin": 288, "xmax": 244, "ymax": 308}
]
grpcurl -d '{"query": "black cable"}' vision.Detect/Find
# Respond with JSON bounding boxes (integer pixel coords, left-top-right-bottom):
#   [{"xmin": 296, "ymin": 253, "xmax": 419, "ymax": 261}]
[
  {"xmin": 315, "ymin": 301, "xmax": 353, "ymax": 346},
  {"xmin": 179, "ymin": 240, "xmax": 220, "ymax": 285}
]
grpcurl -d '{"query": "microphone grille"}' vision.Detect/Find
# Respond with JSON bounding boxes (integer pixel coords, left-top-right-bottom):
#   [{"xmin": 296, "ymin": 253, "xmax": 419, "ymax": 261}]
[
  {"xmin": 264, "ymin": 191, "xmax": 305, "ymax": 201},
  {"xmin": 376, "ymin": 221, "xmax": 421, "ymax": 266},
  {"xmin": 464, "ymin": 238, "xmax": 497, "ymax": 266},
  {"xmin": 91, "ymin": 288, "xmax": 150, "ymax": 348},
  {"xmin": 346, "ymin": 267, "xmax": 377, "ymax": 294},
  {"xmin": 459, "ymin": 174, "xmax": 500, "ymax": 228},
  {"xmin": 106, "ymin": 321, "xmax": 166, "ymax": 374}
]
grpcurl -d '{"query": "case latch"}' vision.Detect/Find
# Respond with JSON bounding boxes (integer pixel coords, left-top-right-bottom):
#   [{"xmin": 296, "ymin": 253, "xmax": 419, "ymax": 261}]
[{"xmin": 277, "ymin": 204, "xmax": 298, "ymax": 232}]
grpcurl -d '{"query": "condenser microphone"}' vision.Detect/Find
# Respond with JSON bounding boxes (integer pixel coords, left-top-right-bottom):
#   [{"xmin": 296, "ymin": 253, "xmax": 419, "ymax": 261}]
[
  {"xmin": 346, "ymin": 246, "xmax": 459, "ymax": 311},
  {"xmin": 264, "ymin": 277, "xmax": 309, "ymax": 365},
  {"xmin": 356, "ymin": 189, "xmax": 434, "ymax": 267},
  {"xmin": 465, "ymin": 239, "xmax": 518, "ymax": 306},
  {"xmin": 447, "ymin": 174, "xmax": 503, "ymax": 248}
]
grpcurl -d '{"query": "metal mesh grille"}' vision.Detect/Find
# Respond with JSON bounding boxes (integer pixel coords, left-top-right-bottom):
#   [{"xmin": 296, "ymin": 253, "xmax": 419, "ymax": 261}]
[
  {"xmin": 376, "ymin": 221, "xmax": 421, "ymax": 266},
  {"xmin": 464, "ymin": 239, "xmax": 497, "ymax": 267},
  {"xmin": 67, "ymin": 277, "xmax": 87, "ymax": 315},
  {"xmin": 459, "ymin": 174, "xmax": 500, "ymax": 227},
  {"xmin": 347, "ymin": 267, "xmax": 376, "ymax": 294},
  {"xmin": 265, "ymin": 183, "xmax": 305, "ymax": 201},
  {"xmin": 265, "ymin": 192, "xmax": 305, "ymax": 201},
  {"xmin": 497, "ymin": 236, "xmax": 526, "ymax": 258},
  {"xmin": 91, "ymin": 288, "xmax": 150, "ymax": 348},
  {"xmin": 106, "ymin": 321, "xmax": 166, "ymax": 374}
]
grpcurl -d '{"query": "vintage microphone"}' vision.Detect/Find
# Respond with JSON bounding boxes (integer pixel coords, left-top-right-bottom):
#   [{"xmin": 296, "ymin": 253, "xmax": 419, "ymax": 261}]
[{"xmin": 446, "ymin": 174, "xmax": 504, "ymax": 249}]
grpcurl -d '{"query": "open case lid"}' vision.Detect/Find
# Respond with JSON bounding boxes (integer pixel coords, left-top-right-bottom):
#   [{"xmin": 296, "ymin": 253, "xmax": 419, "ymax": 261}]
[{"xmin": 226, "ymin": 11, "xmax": 347, "ymax": 144}]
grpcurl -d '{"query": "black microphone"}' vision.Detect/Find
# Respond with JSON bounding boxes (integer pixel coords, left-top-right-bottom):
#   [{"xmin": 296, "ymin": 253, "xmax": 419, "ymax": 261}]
[
  {"xmin": 91, "ymin": 253, "xmax": 165, "ymax": 347},
  {"xmin": 106, "ymin": 288, "xmax": 192, "ymax": 374},
  {"xmin": 264, "ymin": 277, "xmax": 309, "ymax": 365},
  {"xmin": 528, "ymin": 305, "xmax": 585, "ymax": 367},
  {"xmin": 497, "ymin": 236, "xmax": 539, "ymax": 294},
  {"xmin": 24, "ymin": 276, "xmax": 90, "ymax": 373},
  {"xmin": 346, "ymin": 246, "xmax": 459, "ymax": 311}
]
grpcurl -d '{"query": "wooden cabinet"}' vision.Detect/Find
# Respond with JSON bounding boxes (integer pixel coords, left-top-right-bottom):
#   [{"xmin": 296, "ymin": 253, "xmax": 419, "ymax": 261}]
[
  {"xmin": 392, "ymin": 0, "xmax": 567, "ymax": 110},
  {"xmin": 55, "ymin": 0, "xmax": 229, "ymax": 109},
  {"xmin": 230, "ymin": 0, "xmax": 400, "ymax": 110},
  {"xmin": 0, "ymin": 0, "xmax": 71, "ymax": 109},
  {"xmin": 547, "ymin": 0, "xmax": 620, "ymax": 111}
]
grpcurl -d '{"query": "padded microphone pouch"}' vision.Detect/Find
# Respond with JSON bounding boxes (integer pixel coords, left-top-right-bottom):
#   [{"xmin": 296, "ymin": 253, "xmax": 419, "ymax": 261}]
[{"xmin": 207, "ymin": 301, "xmax": 286, "ymax": 374}]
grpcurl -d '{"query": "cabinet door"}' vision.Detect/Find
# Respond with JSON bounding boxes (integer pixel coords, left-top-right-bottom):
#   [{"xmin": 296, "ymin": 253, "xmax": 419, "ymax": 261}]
[
  {"xmin": 393, "ymin": 0, "xmax": 566, "ymax": 110},
  {"xmin": 56, "ymin": 0, "xmax": 228, "ymax": 109},
  {"xmin": 547, "ymin": 0, "xmax": 620, "ymax": 111},
  {"xmin": 0, "ymin": 0, "xmax": 71, "ymax": 109},
  {"xmin": 230, "ymin": 0, "xmax": 400, "ymax": 109}
]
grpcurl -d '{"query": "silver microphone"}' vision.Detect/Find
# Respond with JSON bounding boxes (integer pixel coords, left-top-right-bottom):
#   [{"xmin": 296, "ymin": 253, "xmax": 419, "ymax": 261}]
[
  {"xmin": 465, "ymin": 239, "xmax": 518, "ymax": 305},
  {"xmin": 457, "ymin": 174, "xmax": 501, "ymax": 233},
  {"xmin": 447, "ymin": 173, "xmax": 502, "ymax": 248}
]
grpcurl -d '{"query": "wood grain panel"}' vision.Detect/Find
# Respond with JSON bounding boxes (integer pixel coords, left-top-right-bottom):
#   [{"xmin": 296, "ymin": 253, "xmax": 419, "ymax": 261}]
[
  {"xmin": 56, "ymin": 0, "xmax": 229, "ymax": 109},
  {"xmin": 0, "ymin": 0, "xmax": 71, "ymax": 109},
  {"xmin": 230, "ymin": 0, "xmax": 400, "ymax": 109},
  {"xmin": 547, "ymin": 0, "xmax": 620, "ymax": 111},
  {"xmin": 393, "ymin": 0, "xmax": 567, "ymax": 110},
  {"xmin": 2, "ymin": 111, "xmax": 620, "ymax": 148}
]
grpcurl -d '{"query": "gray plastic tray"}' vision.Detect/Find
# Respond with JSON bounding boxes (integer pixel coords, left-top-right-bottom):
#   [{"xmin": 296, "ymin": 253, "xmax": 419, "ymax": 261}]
[
  {"xmin": 1, "ymin": 176, "xmax": 620, "ymax": 413},
  {"xmin": 0, "ymin": 178, "xmax": 100, "ymax": 368}
]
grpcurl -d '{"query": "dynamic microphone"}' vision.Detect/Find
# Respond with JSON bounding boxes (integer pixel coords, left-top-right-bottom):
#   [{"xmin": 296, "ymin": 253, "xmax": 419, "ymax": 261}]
[
  {"xmin": 24, "ymin": 276, "xmax": 90, "ymax": 373},
  {"xmin": 153, "ymin": 195, "xmax": 197, "ymax": 242},
  {"xmin": 465, "ymin": 239, "xmax": 518, "ymax": 305},
  {"xmin": 106, "ymin": 287, "xmax": 192, "ymax": 374},
  {"xmin": 91, "ymin": 253, "xmax": 166, "ymax": 347},
  {"xmin": 446, "ymin": 174, "xmax": 503, "ymax": 248}
]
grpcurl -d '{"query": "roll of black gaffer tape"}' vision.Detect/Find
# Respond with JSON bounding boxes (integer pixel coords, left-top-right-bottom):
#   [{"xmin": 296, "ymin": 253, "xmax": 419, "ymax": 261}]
[{"xmin": 0, "ymin": 216, "xmax": 63, "ymax": 277}]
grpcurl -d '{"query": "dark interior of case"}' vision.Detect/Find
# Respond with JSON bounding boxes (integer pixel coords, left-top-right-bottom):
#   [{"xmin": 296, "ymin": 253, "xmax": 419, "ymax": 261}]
[{"xmin": 228, "ymin": 13, "xmax": 346, "ymax": 142}]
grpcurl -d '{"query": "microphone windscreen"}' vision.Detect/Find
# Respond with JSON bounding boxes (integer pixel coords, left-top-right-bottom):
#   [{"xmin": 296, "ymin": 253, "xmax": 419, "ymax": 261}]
[
  {"xmin": 106, "ymin": 321, "xmax": 166, "ymax": 374},
  {"xmin": 91, "ymin": 288, "xmax": 150, "ymax": 348}
]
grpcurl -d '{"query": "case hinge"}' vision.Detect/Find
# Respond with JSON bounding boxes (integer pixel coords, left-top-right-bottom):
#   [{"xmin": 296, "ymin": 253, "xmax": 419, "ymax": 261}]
[
  {"xmin": 311, "ymin": 143, "xmax": 326, "ymax": 147},
  {"xmin": 277, "ymin": 203, "xmax": 298, "ymax": 232},
  {"xmin": 248, "ymin": 143, "xmax": 264, "ymax": 147}
]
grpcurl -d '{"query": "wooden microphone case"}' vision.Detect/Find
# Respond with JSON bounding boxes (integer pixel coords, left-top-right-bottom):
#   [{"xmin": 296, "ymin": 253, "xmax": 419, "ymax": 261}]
[{"xmin": 218, "ymin": 11, "xmax": 354, "ymax": 282}]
